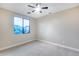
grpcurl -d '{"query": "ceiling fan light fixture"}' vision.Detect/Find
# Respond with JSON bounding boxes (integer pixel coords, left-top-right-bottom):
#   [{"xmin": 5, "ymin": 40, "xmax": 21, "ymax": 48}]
[
  {"xmin": 35, "ymin": 7, "xmax": 41, "ymax": 12},
  {"xmin": 34, "ymin": 3, "xmax": 41, "ymax": 13}
]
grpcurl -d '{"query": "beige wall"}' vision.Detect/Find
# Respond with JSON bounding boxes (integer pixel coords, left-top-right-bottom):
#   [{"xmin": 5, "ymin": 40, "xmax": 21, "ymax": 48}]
[
  {"xmin": 0, "ymin": 8, "xmax": 37, "ymax": 48},
  {"xmin": 37, "ymin": 6, "xmax": 79, "ymax": 49}
]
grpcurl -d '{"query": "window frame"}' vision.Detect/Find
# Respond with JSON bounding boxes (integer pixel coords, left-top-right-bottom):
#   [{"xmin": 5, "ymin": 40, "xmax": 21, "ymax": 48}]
[{"xmin": 13, "ymin": 16, "xmax": 30, "ymax": 35}]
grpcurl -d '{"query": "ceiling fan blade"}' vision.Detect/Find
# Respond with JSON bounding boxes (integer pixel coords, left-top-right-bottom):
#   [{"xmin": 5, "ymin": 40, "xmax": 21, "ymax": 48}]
[
  {"xmin": 36, "ymin": 3, "xmax": 41, "ymax": 6},
  {"xmin": 36, "ymin": 3, "xmax": 39, "ymax": 6},
  {"xmin": 27, "ymin": 12, "xmax": 31, "ymax": 14},
  {"xmin": 32, "ymin": 10, "xmax": 35, "ymax": 12},
  {"xmin": 27, "ymin": 5, "xmax": 35, "ymax": 8},
  {"xmin": 42, "ymin": 7, "xmax": 48, "ymax": 9},
  {"xmin": 40, "ymin": 11, "xmax": 42, "ymax": 13}
]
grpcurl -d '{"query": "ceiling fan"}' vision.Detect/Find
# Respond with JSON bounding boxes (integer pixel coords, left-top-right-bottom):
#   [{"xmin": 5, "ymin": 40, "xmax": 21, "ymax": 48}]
[{"xmin": 27, "ymin": 3, "xmax": 48, "ymax": 14}]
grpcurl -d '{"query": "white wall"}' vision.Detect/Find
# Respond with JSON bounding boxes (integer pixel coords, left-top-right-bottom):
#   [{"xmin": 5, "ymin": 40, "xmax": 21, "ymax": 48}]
[
  {"xmin": 0, "ymin": 8, "xmax": 37, "ymax": 49},
  {"xmin": 0, "ymin": 5, "xmax": 79, "ymax": 50},
  {"xmin": 37, "ymin": 6, "xmax": 79, "ymax": 49}
]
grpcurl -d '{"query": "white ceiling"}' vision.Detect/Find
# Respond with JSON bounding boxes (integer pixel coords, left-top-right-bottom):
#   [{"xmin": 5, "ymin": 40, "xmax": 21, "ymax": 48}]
[{"xmin": 0, "ymin": 3, "xmax": 79, "ymax": 19}]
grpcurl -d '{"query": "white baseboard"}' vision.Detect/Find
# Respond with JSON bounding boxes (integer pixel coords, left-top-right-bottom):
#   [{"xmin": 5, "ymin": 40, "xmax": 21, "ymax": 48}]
[
  {"xmin": 0, "ymin": 39, "xmax": 36, "ymax": 51},
  {"xmin": 39, "ymin": 40, "xmax": 79, "ymax": 52}
]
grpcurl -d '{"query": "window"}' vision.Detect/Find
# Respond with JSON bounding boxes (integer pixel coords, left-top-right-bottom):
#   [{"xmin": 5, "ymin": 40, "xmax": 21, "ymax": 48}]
[{"xmin": 14, "ymin": 17, "xmax": 30, "ymax": 34}]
